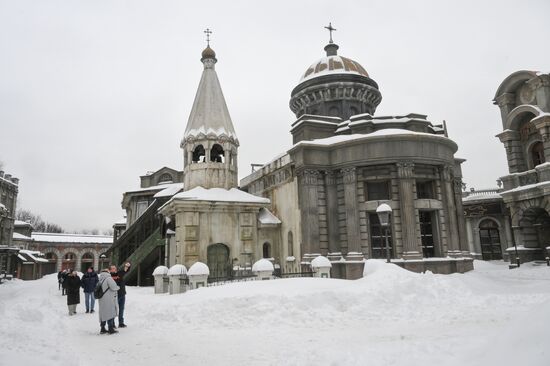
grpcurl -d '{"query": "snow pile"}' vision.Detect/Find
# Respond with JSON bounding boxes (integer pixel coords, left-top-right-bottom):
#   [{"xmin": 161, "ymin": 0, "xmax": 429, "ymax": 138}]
[
  {"xmin": 1, "ymin": 261, "xmax": 550, "ymax": 365},
  {"xmin": 310, "ymin": 255, "xmax": 331, "ymax": 268},
  {"xmin": 167, "ymin": 264, "xmax": 187, "ymax": 276},
  {"xmin": 252, "ymin": 258, "xmax": 274, "ymax": 272},
  {"xmin": 152, "ymin": 266, "xmax": 168, "ymax": 276},
  {"xmin": 187, "ymin": 261, "xmax": 209, "ymax": 276}
]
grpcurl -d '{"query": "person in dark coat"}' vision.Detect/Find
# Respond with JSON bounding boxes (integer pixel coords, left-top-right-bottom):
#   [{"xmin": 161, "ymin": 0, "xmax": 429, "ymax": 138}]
[
  {"xmin": 81, "ymin": 267, "xmax": 99, "ymax": 313},
  {"xmin": 110, "ymin": 262, "xmax": 130, "ymax": 328},
  {"xmin": 57, "ymin": 270, "xmax": 64, "ymax": 290},
  {"xmin": 65, "ymin": 270, "xmax": 81, "ymax": 315},
  {"xmin": 61, "ymin": 269, "xmax": 69, "ymax": 295}
]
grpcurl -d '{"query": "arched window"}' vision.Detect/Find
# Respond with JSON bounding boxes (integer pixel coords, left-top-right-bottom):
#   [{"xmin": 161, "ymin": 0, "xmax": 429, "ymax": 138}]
[
  {"xmin": 192, "ymin": 145, "xmax": 206, "ymax": 163},
  {"xmin": 45, "ymin": 252, "xmax": 57, "ymax": 262},
  {"xmin": 287, "ymin": 231, "xmax": 294, "ymax": 257},
  {"xmin": 158, "ymin": 173, "xmax": 173, "ymax": 184},
  {"xmin": 349, "ymin": 106, "xmax": 358, "ymax": 117},
  {"xmin": 81, "ymin": 252, "xmax": 94, "ymax": 272},
  {"xmin": 210, "ymin": 144, "xmax": 225, "ymax": 163},
  {"xmin": 479, "ymin": 219, "xmax": 502, "ymax": 260},
  {"xmin": 263, "ymin": 242, "xmax": 271, "ymax": 259},
  {"xmin": 531, "ymin": 141, "xmax": 545, "ymax": 167},
  {"xmin": 64, "ymin": 253, "xmax": 76, "ymax": 261}
]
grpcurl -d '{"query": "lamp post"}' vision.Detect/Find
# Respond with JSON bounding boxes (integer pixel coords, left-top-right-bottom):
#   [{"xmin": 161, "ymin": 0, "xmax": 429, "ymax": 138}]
[
  {"xmin": 99, "ymin": 254, "xmax": 106, "ymax": 270},
  {"xmin": 376, "ymin": 203, "xmax": 393, "ymax": 263}
]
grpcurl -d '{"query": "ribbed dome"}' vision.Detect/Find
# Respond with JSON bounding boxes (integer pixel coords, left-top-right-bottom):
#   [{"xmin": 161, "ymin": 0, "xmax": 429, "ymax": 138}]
[
  {"xmin": 300, "ymin": 55, "xmax": 369, "ymax": 82},
  {"xmin": 201, "ymin": 46, "xmax": 216, "ymax": 60}
]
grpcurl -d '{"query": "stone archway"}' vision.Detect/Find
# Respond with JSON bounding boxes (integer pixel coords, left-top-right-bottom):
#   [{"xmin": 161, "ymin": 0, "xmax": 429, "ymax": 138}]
[
  {"xmin": 519, "ymin": 207, "xmax": 550, "ymax": 252},
  {"xmin": 61, "ymin": 252, "xmax": 77, "ymax": 271},
  {"xmin": 478, "ymin": 219, "xmax": 503, "ymax": 260},
  {"xmin": 207, "ymin": 243, "xmax": 230, "ymax": 279},
  {"xmin": 80, "ymin": 252, "xmax": 94, "ymax": 273}
]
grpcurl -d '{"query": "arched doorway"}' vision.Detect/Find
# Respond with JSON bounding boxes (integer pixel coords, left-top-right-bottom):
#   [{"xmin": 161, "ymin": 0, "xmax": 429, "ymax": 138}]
[
  {"xmin": 530, "ymin": 141, "xmax": 545, "ymax": 167},
  {"xmin": 207, "ymin": 243, "xmax": 230, "ymax": 279},
  {"xmin": 478, "ymin": 220, "xmax": 502, "ymax": 260},
  {"xmin": 520, "ymin": 208, "xmax": 550, "ymax": 252},
  {"xmin": 80, "ymin": 252, "xmax": 94, "ymax": 273},
  {"xmin": 43, "ymin": 252, "xmax": 57, "ymax": 275},
  {"xmin": 62, "ymin": 252, "xmax": 76, "ymax": 271}
]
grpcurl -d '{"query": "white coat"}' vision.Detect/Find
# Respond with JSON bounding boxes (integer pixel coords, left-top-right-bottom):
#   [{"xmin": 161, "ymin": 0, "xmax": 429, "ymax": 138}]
[{"xmin": 97, "ymin": 271, "xmax": 119, "ymax": 322}]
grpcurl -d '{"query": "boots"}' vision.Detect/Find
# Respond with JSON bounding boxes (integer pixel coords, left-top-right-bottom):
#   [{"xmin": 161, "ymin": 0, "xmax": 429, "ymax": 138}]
[
  {"xmin": 100, "ymin": 327, "xmax": 107, "ymax": 334},
  {"xmin": 108, "ymin": 327, "xmax": 118, "ymax": 334}
]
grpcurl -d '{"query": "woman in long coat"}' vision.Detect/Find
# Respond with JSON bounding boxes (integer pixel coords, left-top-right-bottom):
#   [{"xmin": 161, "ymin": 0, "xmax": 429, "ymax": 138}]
[
  {"xmin": 65, "ymin": 270, "xmax": 81, "ymax": 315},
  {"xmin": 98, "ymin": 268, "xmax": 119, "ymax": 334}
]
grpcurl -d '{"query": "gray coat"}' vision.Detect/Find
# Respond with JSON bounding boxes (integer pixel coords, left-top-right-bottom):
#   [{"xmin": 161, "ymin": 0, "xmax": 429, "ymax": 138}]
[{"xmin": 98, "ymin": 271, "xmax": 119, "ymax": 322}]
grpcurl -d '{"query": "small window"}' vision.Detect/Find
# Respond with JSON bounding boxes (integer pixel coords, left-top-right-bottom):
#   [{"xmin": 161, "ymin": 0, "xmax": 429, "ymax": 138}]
[
  {"xmin": 158, "ymin": 173, "xmax": 173, "ymax": 184},
  {"xmin": 192, "ymin": 145, "xmax": 206, "ymax": 163},
  {"xmin": 136, "ymin": 201, "xmax": 149, "ymax": 217},
  {"xmin": 263, "ymin": 242, "xmax": 271, "ymax": 259},
  {"xmin": 416, "ymin": 180, "xmax": 435, "ymax": 199},
  {"xmin": 210, "ymin": 144, "xmax": 225, "ymax": 163},
  {"xmin": 366, "ymin": 181, "xmax": 390, "ymax": 201},
  {"xmin": 531, "ymin": 141, "xmax": 545, "ymax": 167},
  {"xmin": 287, "ymin": 231, "xmax": 294, "ymax": 256}
]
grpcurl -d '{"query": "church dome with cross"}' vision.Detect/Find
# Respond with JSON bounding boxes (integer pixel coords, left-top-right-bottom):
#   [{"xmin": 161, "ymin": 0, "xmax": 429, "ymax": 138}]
[{"xmin": 289, "ymin": 23, "xmax": 382, "ymax": 121}]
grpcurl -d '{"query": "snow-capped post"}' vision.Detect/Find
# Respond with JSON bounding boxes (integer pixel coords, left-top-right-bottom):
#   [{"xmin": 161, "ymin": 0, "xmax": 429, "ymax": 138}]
[
  {"xmin": 168, "ymin": 264, "xmax": 188, "ymax": 294},
  {"xmin": 252, "ymin": 258, "xmax": 274, "ymax": 280},
  {"xmin": 188, "ymin": 262, "xmax": 209, "ymax": 289},
  {"xmin": 152, "ymin": 265, "xmax": 169, "ymax": 294},
  {"xmin": 311, "ymin": 255, "xmax": 332, "ymax": 278},
  {"xmin": 376, "ymin": 203, "xmax": 393, "ymax": 263}
]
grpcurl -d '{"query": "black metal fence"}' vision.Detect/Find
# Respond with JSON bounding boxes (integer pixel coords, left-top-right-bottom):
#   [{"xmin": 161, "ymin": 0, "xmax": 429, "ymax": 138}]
[{"xmin": 204, "ymin": 264, "xmax": 314, "ymax": 287}]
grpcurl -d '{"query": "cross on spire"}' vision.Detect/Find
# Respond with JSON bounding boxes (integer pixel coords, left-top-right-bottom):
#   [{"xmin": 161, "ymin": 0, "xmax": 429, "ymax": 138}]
[
  {"xmin": 204, "ymin": 28, "xmax": 212, "ymax": 46},
  {"xmin": 324, "ymin": 22, "xmax": 336, "ymax": 43}
]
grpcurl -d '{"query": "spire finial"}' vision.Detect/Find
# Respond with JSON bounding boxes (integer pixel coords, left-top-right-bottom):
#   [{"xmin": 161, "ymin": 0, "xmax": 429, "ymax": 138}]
[
  {"xmin": 204, "ymin": 28, "xmax": 212, "ymax": 46},
  {"xmin": 324, "ymin": 22, "xmax": 336, "ymax": 44}
]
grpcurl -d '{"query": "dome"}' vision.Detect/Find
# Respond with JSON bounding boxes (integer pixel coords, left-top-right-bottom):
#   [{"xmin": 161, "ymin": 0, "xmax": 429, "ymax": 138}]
[
  {"xmin": 188, "ymin": 261, "xmax": 210, "ymax": 276},
  {"xmin": 252, "ymin": 258, "xmax": 274, "ymax": 272},
  {"xmin": 201, "ymin": 46, "xmax": 216, "ymax": 60},
  {"xmin": 168, "ymin": 264, "xmax": 187, "ymax": 276},
  {"xmin": 300, "ymin": 55, "xmax": 369, "ymax": 82},
  {"xmin": 152, "ymin": 265, "xmax": 169, "ymax": 276}
]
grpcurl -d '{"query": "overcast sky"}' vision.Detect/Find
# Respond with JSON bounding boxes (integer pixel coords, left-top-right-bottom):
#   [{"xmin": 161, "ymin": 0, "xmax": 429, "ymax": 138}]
[{"xmin": 1, "ymin": 0, "xmax": 549, "ymax": 232}]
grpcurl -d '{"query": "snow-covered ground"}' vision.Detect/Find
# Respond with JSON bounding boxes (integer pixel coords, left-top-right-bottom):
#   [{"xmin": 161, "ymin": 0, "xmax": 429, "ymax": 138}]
[{"xmin": 1, "ymin": 260, "xmax": 549, "ymax": 366}]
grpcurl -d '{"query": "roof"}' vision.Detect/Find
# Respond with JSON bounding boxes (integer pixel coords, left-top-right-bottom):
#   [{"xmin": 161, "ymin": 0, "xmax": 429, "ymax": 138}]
[
  {"xmin": 125, "ymin": 182, "xmax": 183, "ymax": 195},
  {"xmin": 258, "ymin": 208, "xmax": 281, "ymax": 225},
  {"xmin": 183, "ymin": 50, "xmax": 238, "ymax": 143},
  {"xmin": 19, "ymin": 250, "xmax": 48, "ymax": 263},
  {"xmin": 13, "ymin": 232, "xmax": 32, "ymax": 241},
  {"xmin": 169, "ymin": 187, "xmax": 270, "ymax": 205},
  {"xmin": 14, "ymin": 220, "xmax": 32, "ymax": 227},
  {"xmin": 31, "ymin": 232, "xmax": 113, "ymax": 244},
  {"xmin": 301, "ymin": 55, "xmax": 369, "ymax": 82}
]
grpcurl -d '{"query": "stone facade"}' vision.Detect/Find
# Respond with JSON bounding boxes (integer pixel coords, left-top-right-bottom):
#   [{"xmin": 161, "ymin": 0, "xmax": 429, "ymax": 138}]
[
  {"xmin": 0, "ymin": 170, "xmax": 19, "ymax": 247},
  {"xmin": 493, "ymin": 71, "xmax": 550, "ymax": 262},
  {"xmin": 241, "ymin": 39, "xmax": 473, "ymax": 277}
]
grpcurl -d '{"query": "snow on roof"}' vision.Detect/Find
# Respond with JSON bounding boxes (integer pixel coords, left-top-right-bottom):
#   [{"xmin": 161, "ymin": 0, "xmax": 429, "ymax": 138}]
[
  {"xmin": 258, "ymin": 208, "xmax": 281, "ymax": 225},
  {"xmin": 152, "ymin": 266, "xmax": 169, "ymax": 276},
  {"xmin": 13, "ymin": 232, "xmax": 32, "ymax": 241},
  {"xmin": 154, "ymin": 183, "xmax": 184, "ymax": 198},
  {"xmin": 505, "ymin": 245, "xmax": 542, "ymax": 252},
  {"xmin": 168, "ymin": 264, "xmax": 187, "ymax": 276},
  {"xmin": 311, "ymin": 256, "xmax": 332, "ymax": 268},
  {"xmin": 171, "ymin": 187, "xmax": 270, "ymax": 204},
  {"xmin": 113, "ymin": 218, "xmax": 127, "ymax": 226},
  {"xmin": 126, "ymin": 182, "xmax": 182, "ymax": 195},
  {"xmin": 31, "ymin": 232, "xmax": 113, "ymax": 244},
  {"xmin": 19, "ymin": 250, "xmax": 48, "ymax": 263},
  {"xmin": 188, "ymin": 262, "xmax": 210, "ymax": 276},
  {"xmin": 463, "ymin": 192, "xmax": 502, "ymax": 202},
  {"xmin": 14, "ymin": 220, "xmax": 32, "ymax": 227},
  {"xmin": 252, "ymin": 259, "xmax": 274, "ymax": 273},
  {"xmin": 293, "ymin": 129, "xmax": 449, "ymax": 149}
]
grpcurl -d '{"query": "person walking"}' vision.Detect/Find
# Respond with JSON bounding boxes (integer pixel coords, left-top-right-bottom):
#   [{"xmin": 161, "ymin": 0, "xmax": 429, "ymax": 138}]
[
  {"xmin": 98, "ymin": 268, "xmax": 119, "ymax": 334},
  {"xmin": 110, "ymin": 262, "xmax": 130, "ymax": 328},
  {"xmin": 81, "ymin": 267, "xmax": 99, "ymax": 313},
  {"xmin": 57, "ymin": 270, "xmax": 64, "ymax": 291},
  {"xmin": 61, "ymin": 269, "xmax": 69, "ymax": 295},
  {"xmin": 65, "ymin": 270, "xmax": 81, "ymax": 315}
]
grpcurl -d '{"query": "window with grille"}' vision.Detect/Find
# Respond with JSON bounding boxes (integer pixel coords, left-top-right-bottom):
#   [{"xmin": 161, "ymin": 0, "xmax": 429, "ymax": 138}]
[
  {"xmin": 366, "ymin": 181, "xmax": 390, "ymax": 201},
  {"xmin": 369, "ymin": 213, "xmax": 393, "ymax": 259},
  {"xmin": 419, "ymin": 211, "xmax": 435, "ymax": 257},
  {"xmin": 416, "ymin": 180, "xmax": 435, "ymax": 199}
]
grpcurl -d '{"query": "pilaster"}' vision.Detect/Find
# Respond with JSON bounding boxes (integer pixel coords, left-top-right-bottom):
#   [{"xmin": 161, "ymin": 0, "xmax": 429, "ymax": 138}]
[
  {"xmin": 298, "ymin": 169, "xmax": 320, "ymax": 256},
  {"xmin": 341, "ymin": 167, "xmax": 362, "ymax": 258},
  {"xmin": 397, "ymin": 162, "xmax": 421, "ymax": 259},
  {"xmin": 324, "ymin": 170, "xmax": 340, "ymax": 254},
  {"xmin": 440, "ymin": 165, "xmax": 461, "ymax": 257}
]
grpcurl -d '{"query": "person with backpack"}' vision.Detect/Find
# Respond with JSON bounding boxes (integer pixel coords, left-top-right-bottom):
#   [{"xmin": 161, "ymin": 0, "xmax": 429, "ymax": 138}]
[
  {"xmin": 110, "ymin": 262, "xmax": 130, "ymax": 328},
  {"xmin": 97, "ymin": 268, "xmax": 119, "ymax": 334},
  {"xmin": 65, "ymin": 270, "xmax": 81, "ymax": 315},
  {"xmin": 81, "ymin": 267, "xmax": 99, "ymax": 313}
]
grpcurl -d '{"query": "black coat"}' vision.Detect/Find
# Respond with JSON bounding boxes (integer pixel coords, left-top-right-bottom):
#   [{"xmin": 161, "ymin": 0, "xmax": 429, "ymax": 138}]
[
  {"xmin": 111, "ymin": 270, "xmax": 127, "ymax": 297},
  {"xmin": 81, "ymin": 272, "xmax": 99, "ymax": 293},
  {"xmin": 65, "ymin": 275, "xmax": 81, "ymax": 305}
]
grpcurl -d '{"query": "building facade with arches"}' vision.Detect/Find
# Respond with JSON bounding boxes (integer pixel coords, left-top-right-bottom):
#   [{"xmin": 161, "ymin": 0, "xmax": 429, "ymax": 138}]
[{"xmin": 492, "ymin": 70, "xmax": 550, "ymax": 262}]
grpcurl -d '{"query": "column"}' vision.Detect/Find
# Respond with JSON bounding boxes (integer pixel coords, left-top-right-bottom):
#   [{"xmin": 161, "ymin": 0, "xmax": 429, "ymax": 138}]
[
  {"xmin": 397, "ymin": 162, "xmax": 421, "ymax": 259},
  {"xmin": 298, "ymin": 169, "xmax": 320, "ymax": 260},
  {"xmin": 324, "ymin": 171, "xmax": 340, "ymax": 255},
  {"xmin": 440, "ymin": 165, "xmax": 461, "ymax": 257},
  {"xmin": 496, "ymin": 130, "xmax": 525, "ymax": 173},
  {"xmin": 453, "ymin": 177, "xmax": 470, "ymax": 256},
  {"xmin": 342, "ymin": 167, "xmax": 362, "ymax": 258}
]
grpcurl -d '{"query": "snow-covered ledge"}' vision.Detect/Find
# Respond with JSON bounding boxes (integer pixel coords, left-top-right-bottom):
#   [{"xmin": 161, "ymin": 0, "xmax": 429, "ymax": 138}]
[{"xmin": 252, "ymin": 259, "xmax": 274, "ymax": 280}]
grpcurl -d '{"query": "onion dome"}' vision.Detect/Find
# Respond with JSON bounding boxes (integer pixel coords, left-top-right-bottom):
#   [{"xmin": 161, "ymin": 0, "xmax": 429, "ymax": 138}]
[{"xmin": 201, "ymin": 46, "xmax": 216, "ymax": 61}]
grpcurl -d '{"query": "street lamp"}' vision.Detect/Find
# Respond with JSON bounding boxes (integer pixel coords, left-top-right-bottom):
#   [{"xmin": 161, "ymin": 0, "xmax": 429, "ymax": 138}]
[{"xmin": 376, "ymin": 203, "xmax": 393, "ymax": 263}]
